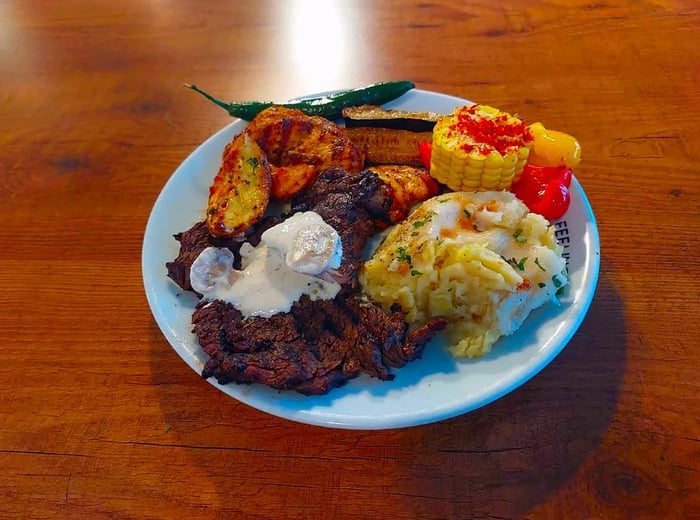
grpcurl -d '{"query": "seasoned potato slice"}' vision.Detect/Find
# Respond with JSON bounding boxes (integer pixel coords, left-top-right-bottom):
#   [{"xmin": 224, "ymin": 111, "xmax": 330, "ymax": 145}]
[
  {"xmin": 206, "ymin": 131, "xmax": 271, "ymax": 237},
  {"xmin": 366, "ymin": 164, "xmax": 441, "ymax": 224},
  {"xmin": 270, "ymin": 164, "xmax": 318, "ymax": 201},
  {"xmin": 246, "ymin": 106, "xmax": 364, "ymax": 200}
]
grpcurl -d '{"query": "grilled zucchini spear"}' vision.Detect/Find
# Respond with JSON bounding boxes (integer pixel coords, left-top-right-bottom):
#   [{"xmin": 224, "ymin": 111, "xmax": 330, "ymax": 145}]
[
  {"xmin": 342, "ymin": 104, "xmax": 440, "ymax": 132},
  {"xmin": 341, "ymin": 105, "xmax": 439, "ymax": 166},
  {"xmin": 344, "ymin": 127, "xmax": 432, "ymax": 166}
]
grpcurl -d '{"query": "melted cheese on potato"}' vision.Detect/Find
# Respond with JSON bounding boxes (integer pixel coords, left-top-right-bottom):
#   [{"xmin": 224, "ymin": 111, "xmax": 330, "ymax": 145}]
[{"xmin": 359, "ymin": 191, "xmax": 568, "ymax": 357}]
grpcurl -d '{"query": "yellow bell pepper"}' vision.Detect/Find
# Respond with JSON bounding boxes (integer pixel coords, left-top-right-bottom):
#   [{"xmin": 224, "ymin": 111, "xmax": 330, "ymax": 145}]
[{"xmin": 527, "ymin": 122, "xmax": 581, "ymax": 169}]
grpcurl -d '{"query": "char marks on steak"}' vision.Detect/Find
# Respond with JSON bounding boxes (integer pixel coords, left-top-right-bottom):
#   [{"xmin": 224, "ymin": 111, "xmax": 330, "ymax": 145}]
[
  {"xmin": 168, "ymin": 167, "xmax": 445, "ymax": 395},
  {"xmin": 195, "ymin": 295, "xmax": 446, "ymax": 395}
]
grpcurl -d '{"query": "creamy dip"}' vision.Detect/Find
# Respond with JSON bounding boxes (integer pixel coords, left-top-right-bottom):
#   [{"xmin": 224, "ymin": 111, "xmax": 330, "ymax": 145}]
[{"xmin": 190, "ymin": 211, "xmax": 342, "ymax": 318}]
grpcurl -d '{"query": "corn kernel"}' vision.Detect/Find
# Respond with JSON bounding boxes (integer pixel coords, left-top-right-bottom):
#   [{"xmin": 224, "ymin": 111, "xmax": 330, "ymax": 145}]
[{"xmin": 430, "ymin": 105, "xmax": 533, "ymax": 192}]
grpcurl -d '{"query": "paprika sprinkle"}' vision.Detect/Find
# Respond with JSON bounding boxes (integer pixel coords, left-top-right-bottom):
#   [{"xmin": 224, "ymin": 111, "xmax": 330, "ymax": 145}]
[{"xmin": 429, "ymin": 105, "xmax": 533, "ymax": 192}]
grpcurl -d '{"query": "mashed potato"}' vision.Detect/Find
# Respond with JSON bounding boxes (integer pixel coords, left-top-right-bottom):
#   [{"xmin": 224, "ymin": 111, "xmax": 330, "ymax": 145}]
[{"xmin": 359, "ymin": 191, "xmax": 568, "ymax": 357}]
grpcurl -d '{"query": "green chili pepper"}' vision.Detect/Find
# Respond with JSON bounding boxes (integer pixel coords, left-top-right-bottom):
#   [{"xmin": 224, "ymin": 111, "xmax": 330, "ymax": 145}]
[{"xmin": 183, "ymin": 80, "xmax": 416, "ymax": 121}]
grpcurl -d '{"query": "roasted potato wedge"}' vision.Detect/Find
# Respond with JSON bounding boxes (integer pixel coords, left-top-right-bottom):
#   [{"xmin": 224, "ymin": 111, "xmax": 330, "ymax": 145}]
[
  {"xmin": 206, "ymin": 131, "xmax": 271, "ymax": 237},
  {"xmin": 344, "ymin": 127, "xmax": 433, "ymax": 166},
  {"xmin": 246, "ymin": 106, "xmax": 364, "ymax": 200},
  {"xmin": 269, "ymin": 164, "xmax": 318, "ymax": 201},
  {"xmin": 365, "ymin": 164, "xmax": 441, "ymax": 224}
]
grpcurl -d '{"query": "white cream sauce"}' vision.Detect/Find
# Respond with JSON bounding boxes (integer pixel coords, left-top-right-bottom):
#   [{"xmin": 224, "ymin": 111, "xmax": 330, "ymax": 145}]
[{"xmin": 189, "ymin": 211, "xmax": 342, "ymax": 318}]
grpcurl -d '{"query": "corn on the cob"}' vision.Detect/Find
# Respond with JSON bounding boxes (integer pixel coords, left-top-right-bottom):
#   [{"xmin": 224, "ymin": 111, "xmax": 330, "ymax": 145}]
[{"xmin": 430, "ymin": 105, "xmax": 532, "ymax": 191}]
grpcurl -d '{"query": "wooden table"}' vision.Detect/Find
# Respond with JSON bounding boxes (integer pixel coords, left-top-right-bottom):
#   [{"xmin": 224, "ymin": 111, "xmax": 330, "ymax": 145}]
[{"xmin": 2, "ymin": 1, "xmax": 698, "ymax": 518}]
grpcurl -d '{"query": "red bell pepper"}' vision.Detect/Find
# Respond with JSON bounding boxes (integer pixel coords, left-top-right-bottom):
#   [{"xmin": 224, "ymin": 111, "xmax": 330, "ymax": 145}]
[
  {"xmin": 511, "ymin": 164, "xmax": 572, "ymax": 220},
  {"xmin": 418, "ymin": 141, "xmax": 432, "ymax": 170}
]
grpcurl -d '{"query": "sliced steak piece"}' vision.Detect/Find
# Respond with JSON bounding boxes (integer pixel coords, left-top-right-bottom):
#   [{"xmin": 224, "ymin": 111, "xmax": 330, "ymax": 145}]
[
  {"xmin": 166, "ymin": 217, "xmax": 281, "ymax": 292},
  {"xmin": 194, "ymin": 295, "xmax": 446, "ymax": 395},
  {"xmin": 169, "ymin": 166, "xmax": 441, "ymax": 396},
  {"xmin": 291, "ymin": 167, "xmax": 392, "ymax": 291}
]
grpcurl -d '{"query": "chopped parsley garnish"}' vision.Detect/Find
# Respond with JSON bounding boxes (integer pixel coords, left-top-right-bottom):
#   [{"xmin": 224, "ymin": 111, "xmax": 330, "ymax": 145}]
[
  {"xmin": 411, "ymin": 211, "xmax": 436, "ymax": 229},
  {"xmin": 508, "ymin": 257, "xmax": 527, "ymax": 271},
  {"xmin": 534, "ymin": 257, "xmax": 546, "ymax": 271},
  {"xmin": 463, "ymin": 209, "xmax": 472, "ymax": 219},
  {"xmin": 538, "ymin": 282, "xmax": 546, "ymax": 288},
  {"xmin": 397, "ymin": 246, "xmax": 420, "ymax": 273},
  {"xmin": 512, "ymin": 228, "xmax": 527, "ymax": 243},
  {"xmin": 397, "ymin": 247, "xmax": 415, "ymax": 269}
]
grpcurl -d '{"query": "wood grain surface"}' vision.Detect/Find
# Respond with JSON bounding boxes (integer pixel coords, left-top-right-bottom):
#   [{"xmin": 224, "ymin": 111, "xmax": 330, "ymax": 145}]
[{"xmin": 1, "ymin": 1, "xmax": 698, "ymax": 518}]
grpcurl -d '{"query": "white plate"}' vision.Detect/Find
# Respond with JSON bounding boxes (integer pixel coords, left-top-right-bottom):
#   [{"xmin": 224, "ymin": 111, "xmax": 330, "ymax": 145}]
[{"xmin": 142, "ymin": 89, "xmax": 600, "ymax": 430}]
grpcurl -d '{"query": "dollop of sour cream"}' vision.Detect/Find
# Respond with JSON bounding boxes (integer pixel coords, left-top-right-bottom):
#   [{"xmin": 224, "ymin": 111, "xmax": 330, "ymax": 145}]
[{"xmin": 189, "ymin": 211, "xmax": 343, "ymax": 318}]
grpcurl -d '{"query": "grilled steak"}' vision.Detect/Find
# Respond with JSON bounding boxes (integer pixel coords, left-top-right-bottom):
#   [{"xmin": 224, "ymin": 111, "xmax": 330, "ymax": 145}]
[
  {"xmin": 167, "ymin": 167, "xmax": 445, "ymax": 395},
  {"xmin": 166, "ymin": 221, "xmax": 235, "ymax": 293},
  {"xmin": 195, "ymin": 295, "xmax": 446, "ymax": 395},
  {"xmin": 166, "ymin": 217, "xmax": 281, "ymax": 292},
  {"xmin": 291, "ymin": 166, "xmax": 392, "ymax": 291}
]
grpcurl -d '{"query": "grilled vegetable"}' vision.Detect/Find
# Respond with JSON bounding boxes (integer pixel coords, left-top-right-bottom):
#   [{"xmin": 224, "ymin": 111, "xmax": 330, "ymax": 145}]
[
  {"xmin": 184, "ymin": 81, "xmax": 416, "ymax": 121},
  {"xmin": 418, "ymin": 141, "xmax": 433, "ymax": 170},
  {"xmin": 429, "ymin": 105, "xmax": 532, "ymax": 191},
  {"xmin": 342, "ymin": 105, "xmax": 440, "ymax": 132},
  {"xmin": 206, "ymin": 131, "xmax": 271, "ymax": 237},
  {"xmin": 366, "ymin": 165, "xmax": 441, "ymax": 224},
  {"xmin": 511, "ymin": 164, "xmax": 573, "ymax": 220},
  {"xmin": 527, "ymin": 122, "xmax": 582, "ymax": 169},
  {"xmin": 344, "ymin": 127, "xmax": 433, "ymax": 166}
]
